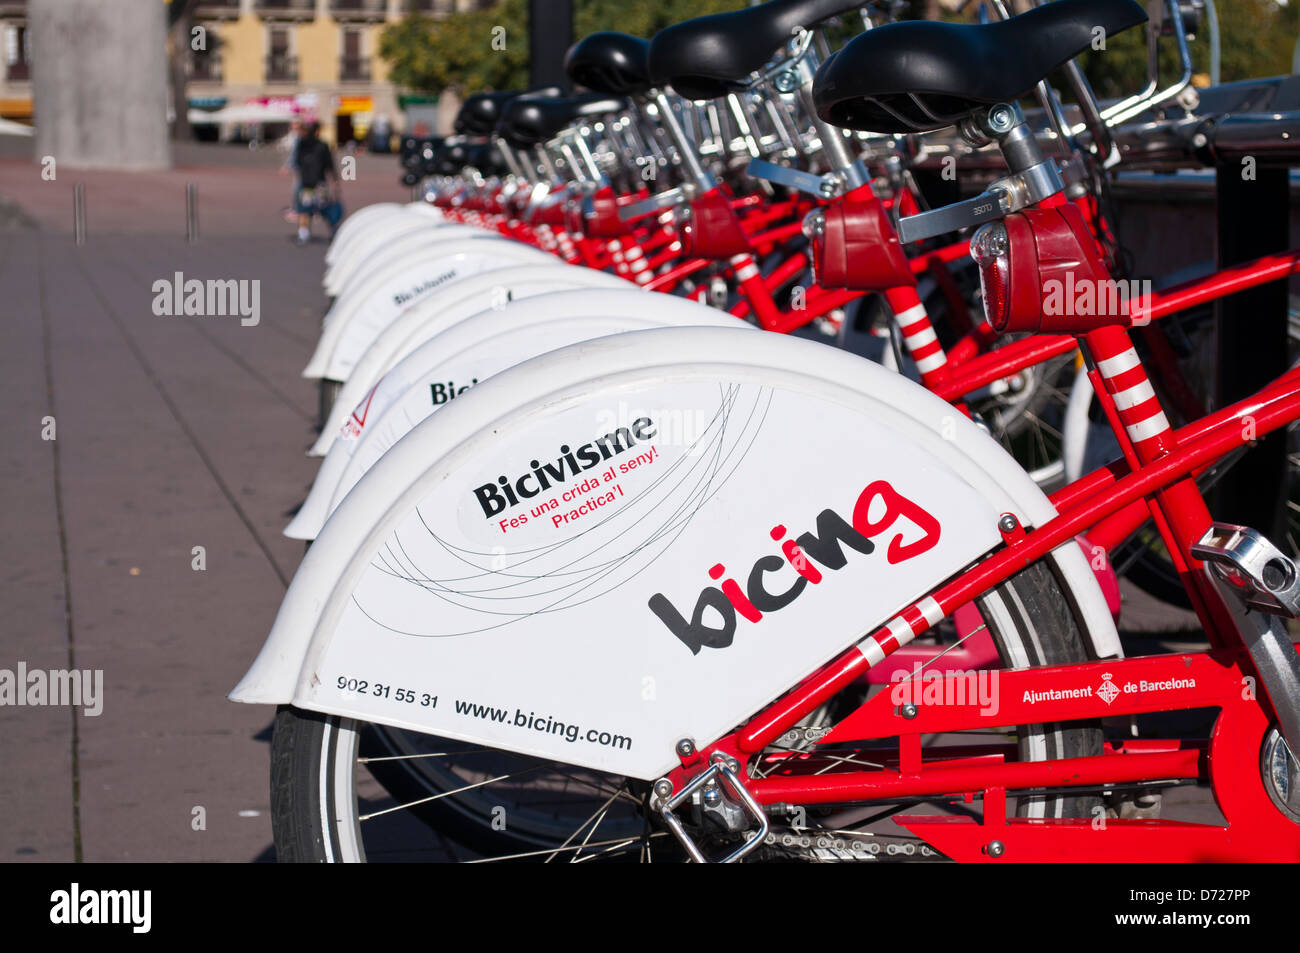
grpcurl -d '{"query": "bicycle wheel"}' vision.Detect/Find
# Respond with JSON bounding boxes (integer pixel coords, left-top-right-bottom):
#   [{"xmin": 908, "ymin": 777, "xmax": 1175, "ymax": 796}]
[
  {"xmin": 269, "ymin": 559, "xmax": 1102, "ymax": 862},
  {"xmin": 973, "ymin": 348, "xmax": 1075, "ymax": 490},
  {"xmin": 318, "ymin": 378, "xmax": 343, "ymax": 431},
  {"xmin": 917, "ymin": 267, "xmax": 1076, "ymax": 489}
]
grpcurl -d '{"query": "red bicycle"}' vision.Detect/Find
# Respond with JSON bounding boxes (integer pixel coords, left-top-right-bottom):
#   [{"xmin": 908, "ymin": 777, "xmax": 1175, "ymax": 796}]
[{"xmin": 258, "ymin": 0, "xmax": 1300, "ymax": 862}]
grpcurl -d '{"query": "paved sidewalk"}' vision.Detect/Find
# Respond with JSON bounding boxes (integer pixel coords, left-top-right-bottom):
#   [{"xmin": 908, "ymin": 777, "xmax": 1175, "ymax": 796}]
[
  {"xmin": 1, "ymin": 145, "xmax": 407, "ymax": 861},
  {"xmin": 0, "ymin": 138, "xmax": 411, "ymax": 237}
]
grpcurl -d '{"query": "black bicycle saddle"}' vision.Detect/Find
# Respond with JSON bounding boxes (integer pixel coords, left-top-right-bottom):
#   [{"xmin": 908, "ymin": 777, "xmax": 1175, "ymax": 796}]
[
  {"xmin": 498, "ymin": 91, "xmax": 629, "ymax": 147},
  {"xmin": 458, "ymin": 91, "xmax": 522, "ymax": 135},
  {"xmin": 647, "ymin": 0, "xmax": 864, "ymax": 101},
  {"xmin": 459, "ymin": 86, "xmax": 565, "ymax": 137},
  {"xmin": 466, "ymin": 141, "xmax": 508, "ymax": 177},
  {"xmin": 813, "ymin": 0, "xmax": 1147, "ymax": 133},
  {"xmin": 431, "ymin": 141, "xmax": 471, "ymax": 176},
  {"xmin": 565, "ymin": 32, "xmax": 653, "ymax": 96}
]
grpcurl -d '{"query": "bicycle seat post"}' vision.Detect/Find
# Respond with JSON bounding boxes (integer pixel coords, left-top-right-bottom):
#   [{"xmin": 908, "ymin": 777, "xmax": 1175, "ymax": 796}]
[
  {"xmin": 624, "ymin": 101, "xmax": 671, "ymax": 184},
  {"xmin": 895, "ymin": 102, "xmax": 1065, "ymax": 244},
  {"xmin": 724, "ymin": 92, "xmax": 762, "ymax": 160},
  {"xmin": 789, "ymin": 44, "xmax": 870, "ymax": 194},
  {"xmin": 556, "ymin": 126, "xmax": 606, "ymax": 189},
  {"xmin": 652, "ymin": 88, "xmax": 718, "ymax": 194},
  {"xmin": 533, "ymin": 142, "xmax": 562, "ymax": 186},
  {"xmin": 494, "ymin": 138, "xmax": 531, "ymax": 183},
  {"xmin": 962, "ymin": 103, "xmax": 1037, "ymax": 177}
]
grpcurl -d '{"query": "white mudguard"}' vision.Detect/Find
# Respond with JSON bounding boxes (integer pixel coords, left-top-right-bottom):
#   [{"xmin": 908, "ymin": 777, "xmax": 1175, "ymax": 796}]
[
  {"xmin": 325, "ymin": 202, "xmax": 447, "ymax": 278},
  {"xmin": 327, "ymin": 200, "xmax": 444, "ymax": 261},
  {"xmin": 288, "ymin": 290, "xmax": 744, "ymax": 538},
  {"xmin": 327, "ymin": 224, "xmax": 502, "ymax": 303},
  {"xmin": 325, "ymin": 202, "xmax": 406, "ymax": 267},
  {"xmin": 311, "ymin": 268, "xmax": 634, "ymax": 449},
  {"xmin": 303, "ymin": 238, "xmax": 556, "ymax": 380},
  {"xmin": 326, "ymin": 216, "xmax": 460, "ymax": 296},
  {"xmin": 233, "ymin": 326, "xmax": 1122, "ymax": 780},
  {"xmin": 327, "ymin": 221, "xmax": 487, "ymax": 300}
]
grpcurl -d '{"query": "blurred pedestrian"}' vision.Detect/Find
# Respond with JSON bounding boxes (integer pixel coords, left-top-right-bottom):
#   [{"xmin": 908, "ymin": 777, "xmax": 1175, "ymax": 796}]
[
  {"xmin": 292, "ymin": 121, "xmax": 338, "ymax": 245},
  {"xmin": 279, "ymin": 116, "xmax": 303, "ymax": 223}
]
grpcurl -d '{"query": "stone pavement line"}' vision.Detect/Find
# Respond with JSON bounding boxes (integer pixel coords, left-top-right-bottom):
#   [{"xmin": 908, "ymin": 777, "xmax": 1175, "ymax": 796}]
[
  {"xmin": 92, "ymin": 240, "xmax": 315, "ymax": 428},
  {"xmin": 82, "ymin": 234, "xmax": 330, "ymax": 552},
  {"xmin": 35, "ymin": 233, "xmax": 85, "ymax": 863},
  {"xmin": 68, "ymin": 233, "xmax": 481, "ymax": 865},
  {"xmin": 71, "ymin": 235, "xmax": 482, "ymax": 862},
  {"xmin": 69, "ymin": 245, "xmax": 293, "ymax": 589},
  {"xmin": 184, "ymin": 321, "xmax": 315, "ymax": 426},
  {"xmin": 37, "ymin": 236, "xmax": 271, "ymax": 861},
  {"xmin": 1, "ymin": 231, "xmax": 76, "ymax": 862},
  {"xmin": 33, "ymin": 230, "xmax": 326, "ymax": 861},
  {"xmin": 108, "ymin": 234, "xmax": 334, "ymax": 421}
]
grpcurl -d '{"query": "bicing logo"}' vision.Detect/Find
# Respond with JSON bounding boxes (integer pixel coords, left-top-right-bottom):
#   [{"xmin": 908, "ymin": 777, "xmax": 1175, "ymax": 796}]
[{"xmin": 650, "ymin": 481, "xmax": 942, "ymax": 655}]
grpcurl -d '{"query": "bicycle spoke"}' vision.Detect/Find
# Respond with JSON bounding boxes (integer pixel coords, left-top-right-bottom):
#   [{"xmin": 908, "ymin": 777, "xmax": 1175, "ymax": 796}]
[
  {"xmin": 543, "ymin": 786, "xmax": 626, "ymax": 863},
  {"xmin": 358, "ymin": 764, "xmax": 545, "ymax": 822},
  {"xmin": 466, "ymin": 832, "xmax": 671, "ymax": 863},
  {"xmin": 359, "ymin": 747, "xmax": 504, "ymax": 763}
]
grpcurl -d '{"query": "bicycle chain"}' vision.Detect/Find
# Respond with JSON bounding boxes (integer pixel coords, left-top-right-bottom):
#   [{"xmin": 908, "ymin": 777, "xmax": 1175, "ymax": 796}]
[{"xmin": 748, "ymin": 824, "xmax": 945, "ymax": 862}]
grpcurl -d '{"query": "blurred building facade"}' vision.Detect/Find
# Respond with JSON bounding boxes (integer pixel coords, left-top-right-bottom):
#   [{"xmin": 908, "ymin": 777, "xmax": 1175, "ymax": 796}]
[
  {"xmin": 0, "ymin": 1, "xmax": 31, "ymax": 125},
  {"xmin": 0, "ymin": 0, "xmax": 488, "ymax": 145}
]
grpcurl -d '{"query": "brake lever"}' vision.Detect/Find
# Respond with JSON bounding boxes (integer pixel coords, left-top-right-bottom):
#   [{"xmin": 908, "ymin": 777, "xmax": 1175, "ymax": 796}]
[
  {"xmin": 896, "ymin": 152, "xmax": 1065, "ymax": 243},
  {"xmin": 618, "ymin": 186, "xmax": 685, "ymax": 223},
  {"xmin": 896, "ymin": 187, "xmax": 1010, "ymax": 244},
  {"xmin": 746, "ymin": 158, "xmax": 841, "ymax": 198},
  {"xmin": 521, "ymin": 181, "xmax": 559, "ymax": 223}
]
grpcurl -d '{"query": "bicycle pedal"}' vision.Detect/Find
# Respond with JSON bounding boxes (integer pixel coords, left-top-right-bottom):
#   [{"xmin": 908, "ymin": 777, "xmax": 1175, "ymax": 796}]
[
  {"xmin": 653, "ymin": 753, "xmax": 769, "ymax": 863},
  {"xmin": 1194, "ymin": 523, "xmax": 1300, "ymax": 767},
  {"xmin": 1191, "ymin": 523, "xmax": 1300, "ymax": 618}
]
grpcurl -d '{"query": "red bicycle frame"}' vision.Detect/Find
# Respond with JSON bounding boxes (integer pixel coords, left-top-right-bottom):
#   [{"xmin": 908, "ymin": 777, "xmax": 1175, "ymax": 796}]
[{"xmin": 656, "ymin": 216, "xmax": 1300, "ymax": 860}]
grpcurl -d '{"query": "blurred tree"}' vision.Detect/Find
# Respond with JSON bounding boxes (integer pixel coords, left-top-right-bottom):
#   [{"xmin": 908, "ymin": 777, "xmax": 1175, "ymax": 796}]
[
  {"xmin": 1057, "ymin": 0, "xmax": 1299, "ymax": 98},
  {"xmin": 575, "ymin": 0, "xmax": 747, "ymax": 37},
  {"xmin": 383, "ymin": 0, "xmax": 1300, "ymax": 97},
  {"xmin": 379, "ymin": 0, "xmax": 528, "ymax": 94},
  {"xmin": 906, "ymin": 0, "xmax": 1300, "ymax": 97},
  {"xmin": 379, "ymin": 0, "xmax": 746, "ymax": 94}
]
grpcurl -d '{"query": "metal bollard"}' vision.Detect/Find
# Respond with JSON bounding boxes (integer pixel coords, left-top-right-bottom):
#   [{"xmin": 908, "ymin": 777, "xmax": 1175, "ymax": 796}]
[
  {"xmin": 73, "ymin": 183, "xmax": 86, "ymax": 245},
  {"xmin": 186, "ymin": 183, "xmax": 199, "ymax": 243}
]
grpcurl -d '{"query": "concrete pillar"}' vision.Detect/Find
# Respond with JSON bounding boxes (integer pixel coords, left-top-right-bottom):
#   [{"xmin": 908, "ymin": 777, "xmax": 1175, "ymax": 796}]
[{"xmin": 30, "ymin": 0, "xmax": 171, "ymax": 170}]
